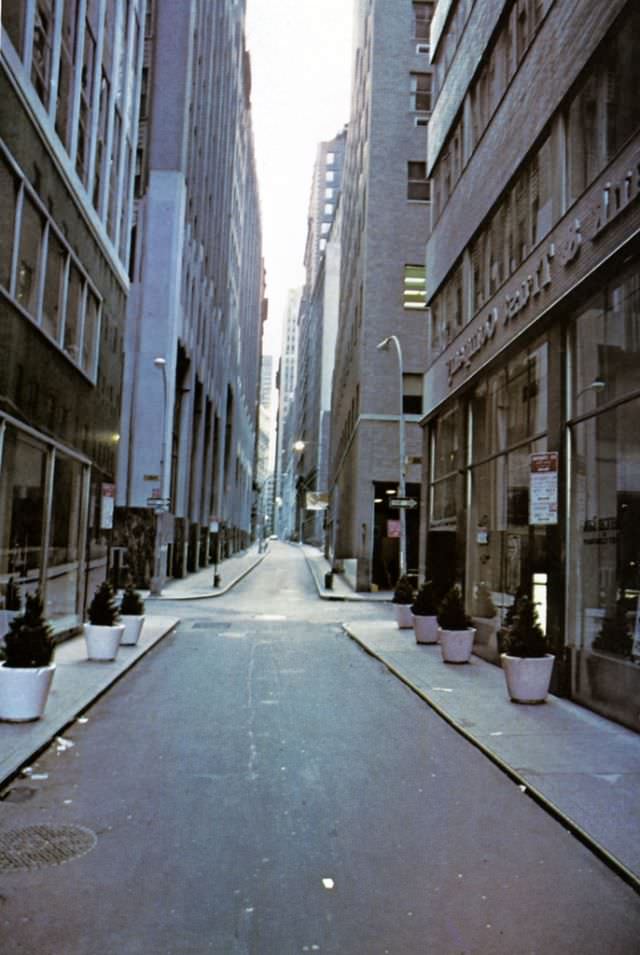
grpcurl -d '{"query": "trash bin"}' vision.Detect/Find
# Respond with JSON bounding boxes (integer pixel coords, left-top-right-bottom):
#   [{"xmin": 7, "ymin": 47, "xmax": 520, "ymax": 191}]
[{"xmin": 324, "ymin": 571, "xmax": 334, "ymax": 590}]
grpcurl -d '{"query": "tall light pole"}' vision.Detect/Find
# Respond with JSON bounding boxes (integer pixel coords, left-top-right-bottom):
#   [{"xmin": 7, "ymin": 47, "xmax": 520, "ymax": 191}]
[
  {"xmin": 377, "ymin": 335, "xmax": 407, "ymax": 580},
  {"xmin": 153, "ymin": 357, "xmax": 169, "ymax": 508}
]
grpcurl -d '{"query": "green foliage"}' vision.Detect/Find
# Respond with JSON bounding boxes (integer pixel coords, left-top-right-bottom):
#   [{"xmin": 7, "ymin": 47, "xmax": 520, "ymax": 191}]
[
  {"xmin": 593, "ymin": 604, "xmax": 633, "ymax": 657},
  {"xmin": 88, "ymin": 581, "xmax": 120, "ymax": 626},
  {"xmin": 120, "ymin": 584, "xmax": 145, "ymax": 616},
  {"xmin": 4, "ymin": 577, "xmax": 22, "ymax": 611},
  {"xmin": 437, "ymin": 586, "xmax": 472, "ymax": 631},
  {"xmin": 392, "ymin": 575, "xmax": 415, "ymax": 605},
  {"xmin": 4, "ymin": 591, "xmax": 54, "ymax": 668},
  {"xmin": 411, "ymin": 580, "xmax": 438, "ymax": 616},
  {"xmin": 503, "ymin": 594, "xmax": 549, "ymax": 658}
]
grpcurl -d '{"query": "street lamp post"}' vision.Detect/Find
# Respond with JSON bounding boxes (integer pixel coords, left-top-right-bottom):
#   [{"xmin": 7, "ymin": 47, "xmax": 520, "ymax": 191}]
[
  {"xmin": 377, "ymin": 335, "xmax": 407, "ymax": 580},
  {"xmin": 151, "ymin": 356, "xmax": 169, "ymax": 595}
]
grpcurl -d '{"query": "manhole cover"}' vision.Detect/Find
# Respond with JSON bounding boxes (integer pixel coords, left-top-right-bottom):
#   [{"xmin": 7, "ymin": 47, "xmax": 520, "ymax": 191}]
[{"xmin": 0, "ymin": 825, "xmax": 97, "ymax": 871}]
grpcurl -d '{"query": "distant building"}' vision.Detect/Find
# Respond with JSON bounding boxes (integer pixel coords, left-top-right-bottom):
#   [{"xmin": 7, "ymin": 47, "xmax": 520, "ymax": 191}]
[
  {"xmin": 329, "ymin": 0, "xmax": 432, "ymax": 588},
  {"xmin": 115, "ymin": 0, "xmax": 264, "ymax": 588},
  {"xmin": 421, "ymin": 0, "xmax": 640, "ymax": 731},
  {"xmin": 274, "ymin": 289, "xmax": 302, "ymax": 539},
  {"xmin": 296, "ymin": 127, "xmax": 347, "ymax": 547},
  {"xmin": 0, "ymin": 1, "xmax": 145, "ymax": 630}
]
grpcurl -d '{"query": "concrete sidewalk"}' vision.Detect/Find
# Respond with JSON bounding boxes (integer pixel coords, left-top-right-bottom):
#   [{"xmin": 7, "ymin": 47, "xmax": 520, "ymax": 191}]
[
  {"xmin": 303, "ymin": 545, "xmax": 640, "ymax": 892},
  {"xmin": 301, "ymin": 544, "xmax": 393, "ymax": 601},
  {"xmin": 0, "ymin": 545, "xmax": 267, "ymax": 789}
]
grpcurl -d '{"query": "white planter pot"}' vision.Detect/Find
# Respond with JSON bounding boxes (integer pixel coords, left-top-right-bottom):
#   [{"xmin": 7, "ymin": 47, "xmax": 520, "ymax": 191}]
[
  {"xmin": 413, "ymin": 614, "xmax": 439, "ymax": 644},
  {"xmin": 120, "ymin": 615, "xmax": 145, "ymax": 646},
  {"xmin": 439, "ymin": 627, "xmax": 476, "ymax": 663},
  {"xmin": 0, "ymin": 662, "xmax": 55, "ymax": 722},
  {"xmin": 84, "ymin": 623, "xmax": 124, "ymax": 661},
  {"xmin": 501, "ymin": 653, "xmax": 555, "ymax": 703},
  {"xmin": 394, "ymin": 604, "xmax": 414, "ymax": 629}
]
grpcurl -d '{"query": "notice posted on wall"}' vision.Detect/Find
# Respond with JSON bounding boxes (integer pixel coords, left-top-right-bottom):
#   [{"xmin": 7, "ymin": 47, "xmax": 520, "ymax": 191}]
[
  {"xmin": 529, "ymin": 452, "xmax": 558, "ymax": 525},
  {"xmin": 100, "ymin": 483, "xmax": 115, "ymax": 530}
]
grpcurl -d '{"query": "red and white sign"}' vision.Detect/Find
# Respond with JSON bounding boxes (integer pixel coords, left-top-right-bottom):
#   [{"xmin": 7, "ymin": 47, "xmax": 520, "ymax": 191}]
[
  {"xmin": 387, "ymin": 520, "xmax": 401, "ymax": 539},
  {"xmin": 529, "ymin": 452, "xmax": 558, "ymax": 525}
]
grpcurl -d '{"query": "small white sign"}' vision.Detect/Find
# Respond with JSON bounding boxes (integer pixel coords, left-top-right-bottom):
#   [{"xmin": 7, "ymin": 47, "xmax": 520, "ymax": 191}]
[
  {"xmin": 530, "ymin": 452, "xmax": 558, "ymax": 525},
  {"xmin": 100, "ymin": 483, "xmax": 115, "ymax": 529}
]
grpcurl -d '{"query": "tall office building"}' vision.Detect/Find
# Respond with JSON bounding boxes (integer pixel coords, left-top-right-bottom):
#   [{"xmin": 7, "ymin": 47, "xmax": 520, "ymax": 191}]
[
  {"xmin": 329, "ymin": 0, "xmax": 433, "ymax": 589},
  {"xmin": 116, "ymin": 0, "xmax": 264, "ymax": 588},
  {"xmin": 0, "ymin": 1, "xmax": 145, "ymax": 630},
  {"xmin": 274, "ymin": 288, "xmax": 302, "ymax": 538},
  {"xmin": 296, "ymin": 128, "xmax": 347, "ymax": 546},
  {"xmin": 422, "ymin": 0, "xmax": 640, "ymax": 729}
]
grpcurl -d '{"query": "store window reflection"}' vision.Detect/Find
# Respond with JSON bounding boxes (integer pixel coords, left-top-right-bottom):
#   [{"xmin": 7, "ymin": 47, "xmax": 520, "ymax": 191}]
[
  {"xmin": 47, "ymin": 452, "xmax": 83, "ymax": 623},
  {"xmin": 0, "ymin": 426, "xmax": 46, "ymax": 595}
]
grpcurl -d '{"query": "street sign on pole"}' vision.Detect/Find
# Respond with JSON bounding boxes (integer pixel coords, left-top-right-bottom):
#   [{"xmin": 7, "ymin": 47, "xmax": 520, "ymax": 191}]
[{"xmin": 390, "ymin": 498, "xmax": 417, "ymax": 509}]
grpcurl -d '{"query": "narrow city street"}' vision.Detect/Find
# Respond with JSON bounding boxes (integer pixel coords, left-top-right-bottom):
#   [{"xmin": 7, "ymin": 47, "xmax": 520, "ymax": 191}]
[{"xmin": 1, "ymin": 543, "xmax": 639, "ymax": 954}]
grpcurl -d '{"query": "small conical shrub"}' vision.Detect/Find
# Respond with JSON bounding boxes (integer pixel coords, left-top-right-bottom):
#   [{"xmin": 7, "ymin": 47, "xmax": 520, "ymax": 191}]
[
  {"xmin": 503, "ymin": 594, "xmax": 548, "ymax": 658},
  {"xmin": 120, "ymin": 583, "xmax": 144, "ymax": 616},
  {"xmin": 437, "ymin": 586, "xmax": 471, "ymax": 630},
  {"xmin": 4, "ymin": 590, "xmax": 54, "ymax": 668},
  {"xmin": 393, "ymin": 575, "xmax": 414, "ymax": 605},
  {"xmin": 411, "ymin": 580, "xmax": 438, "ymax": 616},
  {"xmin": 87, "ymin": 581, "xmax": 120, "ymax": 626}
]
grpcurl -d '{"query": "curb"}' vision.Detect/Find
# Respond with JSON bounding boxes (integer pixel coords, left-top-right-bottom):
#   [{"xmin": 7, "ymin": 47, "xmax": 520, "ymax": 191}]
[
  {"xmin": 0, "ymin": 620, "xmax": 179, "ymax": 791},
  {"xmin": 302, "ymin": 549, "xmax": 392, "ymax": 603},
  {"xmin": 342, "ymin": 622, "xmax": 640, "ymax": 897},
  {"xmin": 146, "ymin": 550, "xmax": 269, "ymax": 602}
]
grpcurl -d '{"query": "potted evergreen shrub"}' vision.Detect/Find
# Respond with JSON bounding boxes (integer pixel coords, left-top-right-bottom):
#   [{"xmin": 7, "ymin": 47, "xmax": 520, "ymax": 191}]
[
  {"xmin": 437, "ymin": 585, "xmax": 476, "ymax": 663},
  {"xmin": 1, "ymin": 577, "xmax": 22, "ymax": 643},
  {"xmin": 119, "ymin": 584, "xmax": 145, "ymax": 646},
  {"xmin": 84, "ymin": 581, "xmax": 124, "ymax": 661},
  {"xmin": 392, "ymin": 575, "xmax": 415, "ymax": 629},
  {"xmin": 411, "ymin": 580, "xmax": 439, "ymax": 644},
  {"xmin": 0, "ymin": 590, "xmax": 55, "ymax": 721},
  {"xmin": 501, "ymin": 593, "xmax": 554, "ymax": 703}
]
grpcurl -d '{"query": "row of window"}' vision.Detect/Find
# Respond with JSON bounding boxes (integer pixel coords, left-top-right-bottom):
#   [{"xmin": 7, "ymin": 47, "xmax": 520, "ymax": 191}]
[
  {"xmin": 431, "ymin": 0, "xmax": 552, "ymax": 224},
  {"xmin": 0, "ymin": 146, "xmax": 102, "ymax": 379},
  {"xmin": 430, "ymin": 2, "xmax": 640, "ymax": 357},
  {"xmin": 1, "ymin": 0, "xmax": 141, "ymax": 263}
]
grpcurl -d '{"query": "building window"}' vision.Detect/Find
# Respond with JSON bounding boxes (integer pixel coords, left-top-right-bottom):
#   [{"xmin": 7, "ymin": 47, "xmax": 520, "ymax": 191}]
[
  {"xmin": 16, "ymin": 195, "xmax": 44, "ymax": 318},
  {"xmin": 410, "ymin": 73, "xmax": 432, "ymax": 113},
  {"xmin": 0, "ymin": 155, "xmax": 19, "ymax": 291},
  {"xmin": 55, "ymin": 0, "xmax": 80, "ymax": 150},
  {"xmin": 2, "ymin": 1, "xmax": 26, "ymax": 58},
  {"xmin": 326, "ymin": 151, "xmax": 335, "ymax": 166},
  {"xmin": 408, "ymin": 162, "xmax": 430, "ymax": 201},
  {"xmin": 325, "ymin": 187, "xmax": 334, "ymax": 199},
  {"xmin": 403, "ymin": 264, "xmax": 427, "ymax": 309},
  {"xmin": 403, "ymin": 374, "xmax": 423, "ymax": 415},
  {"xmin": 42, "ymin": 228, "xmax": 67, "ymax": 341},
  {"xmin": 31, "ymin": 0, "xmax": 55, "ymax": 108},
  {"xmin": 413, "ymin": 2, "xmax": 433, "ymax": 42},
  {"xmin": 324, "ymin": 202, "xmax": 333, "ymax": 215},
  {"xmin": 326, "ymin": 170, "xmax": 335, "ymax": 183}
]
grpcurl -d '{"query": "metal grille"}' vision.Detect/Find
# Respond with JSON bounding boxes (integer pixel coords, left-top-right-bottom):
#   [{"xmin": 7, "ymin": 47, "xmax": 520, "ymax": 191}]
[{"xmin": 0, "ymin": 825, "xmax": 97, "ymax": 871}]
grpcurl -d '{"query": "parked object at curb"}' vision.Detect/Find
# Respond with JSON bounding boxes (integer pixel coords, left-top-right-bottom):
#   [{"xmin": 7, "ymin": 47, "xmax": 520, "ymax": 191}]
[
  {"xmin": 392, "ymin": 575, "xmax": 415, "ymax": 629},
  {"xmin": 501, "ymin": 593, "xmax": 554, "ymax": 703},
  {"xmin": 437, "ymin": 586, "xmax": 475, "ymax": 663},
  {"xmin": 85, "ymin": 582, "xmax": 124, "ymax": 661},
  {"xmin": 119, "ymin": 584, "xmax": 145, "ymax": 646},
  {"xmin": 411, "ymin": 581, "xmax": 439, "ymax": 645},
  {"xmin": 0, "ymin": 590, "xmax": 55, "ymax": 722}
]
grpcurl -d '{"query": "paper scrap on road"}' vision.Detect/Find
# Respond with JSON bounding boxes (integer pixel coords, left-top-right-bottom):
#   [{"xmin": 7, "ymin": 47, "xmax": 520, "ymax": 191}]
[{"xmin": 322, "ymin": 878, "xmax": 335, "ymax": 890}]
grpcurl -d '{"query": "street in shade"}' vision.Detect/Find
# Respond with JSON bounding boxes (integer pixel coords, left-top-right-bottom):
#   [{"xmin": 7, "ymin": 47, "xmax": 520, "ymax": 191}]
[{"xmin": 0, "ymin": 542, "xmax": 638, "ymax": 954}]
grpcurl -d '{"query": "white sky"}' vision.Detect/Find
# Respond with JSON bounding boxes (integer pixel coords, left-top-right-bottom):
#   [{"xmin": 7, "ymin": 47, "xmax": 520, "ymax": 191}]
[{"xmin": 245, "ymin": 0, "xmax": 354, "ymax": 360}]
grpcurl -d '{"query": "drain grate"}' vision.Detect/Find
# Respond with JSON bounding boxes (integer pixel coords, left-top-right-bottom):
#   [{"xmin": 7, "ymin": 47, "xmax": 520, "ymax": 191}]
[{"xmin": 0, "ymin": 825, "xmax": 97, "ymax": 871}]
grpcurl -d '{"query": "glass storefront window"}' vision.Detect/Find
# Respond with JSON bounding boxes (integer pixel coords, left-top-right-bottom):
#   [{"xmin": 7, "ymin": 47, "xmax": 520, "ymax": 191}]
[
  {"xmin": 433, "ymin": 406, "xmax": 462, "ymax": 479},
  {"xmin": 569, "ymin": 397, "xmax": 640, "ymax": 728},
  {"xmin": 0, "ymin": 426, "xmax": 47, "ymax": 596},
  {"xmin": 46, "ymin": 452, "xmax": 83, "ymax": 622},
  {"xmin": 573, "ymin": 269, "xmax": 640, "ymax": 414}
]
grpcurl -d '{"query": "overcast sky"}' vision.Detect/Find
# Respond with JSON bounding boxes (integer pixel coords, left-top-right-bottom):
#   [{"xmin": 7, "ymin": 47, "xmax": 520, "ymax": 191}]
[{"xmin": 245, "ymin": 0, "xmax": 354, "ymax": 359}]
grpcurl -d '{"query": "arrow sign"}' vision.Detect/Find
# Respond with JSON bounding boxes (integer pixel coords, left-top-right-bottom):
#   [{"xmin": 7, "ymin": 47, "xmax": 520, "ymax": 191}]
[{"xmin": 390, "ymin": 498, "xmax": 417, "ymax": 509}]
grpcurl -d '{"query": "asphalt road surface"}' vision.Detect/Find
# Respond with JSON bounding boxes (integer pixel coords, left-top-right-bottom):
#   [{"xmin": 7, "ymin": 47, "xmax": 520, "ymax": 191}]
[{"xmin": 1, "ymin": 542, "xmax": 639, "ymax": 953}]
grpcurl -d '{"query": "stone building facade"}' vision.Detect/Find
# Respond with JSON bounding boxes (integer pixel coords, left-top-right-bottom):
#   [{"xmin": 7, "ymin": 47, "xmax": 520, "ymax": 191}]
[{"xmin": 422, "ymin": 0, "xmax": 640, "ymax": 729}]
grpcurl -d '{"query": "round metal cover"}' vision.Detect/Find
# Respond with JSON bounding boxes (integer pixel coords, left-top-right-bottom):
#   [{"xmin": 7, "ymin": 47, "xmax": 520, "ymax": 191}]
[{"xmin": 0, "ymin": 824, "xmax": 97, "ymax": 871}]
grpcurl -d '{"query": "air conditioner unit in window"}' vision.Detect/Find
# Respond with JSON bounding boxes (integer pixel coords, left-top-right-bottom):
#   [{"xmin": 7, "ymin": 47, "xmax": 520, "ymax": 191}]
[
  {"xmin": 415, "ymin": 116, "xmax": 429, "ymax": 127},
  {"xmin": 416, "ymin": 43, "xmax": 430, "ymax": 55}
]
